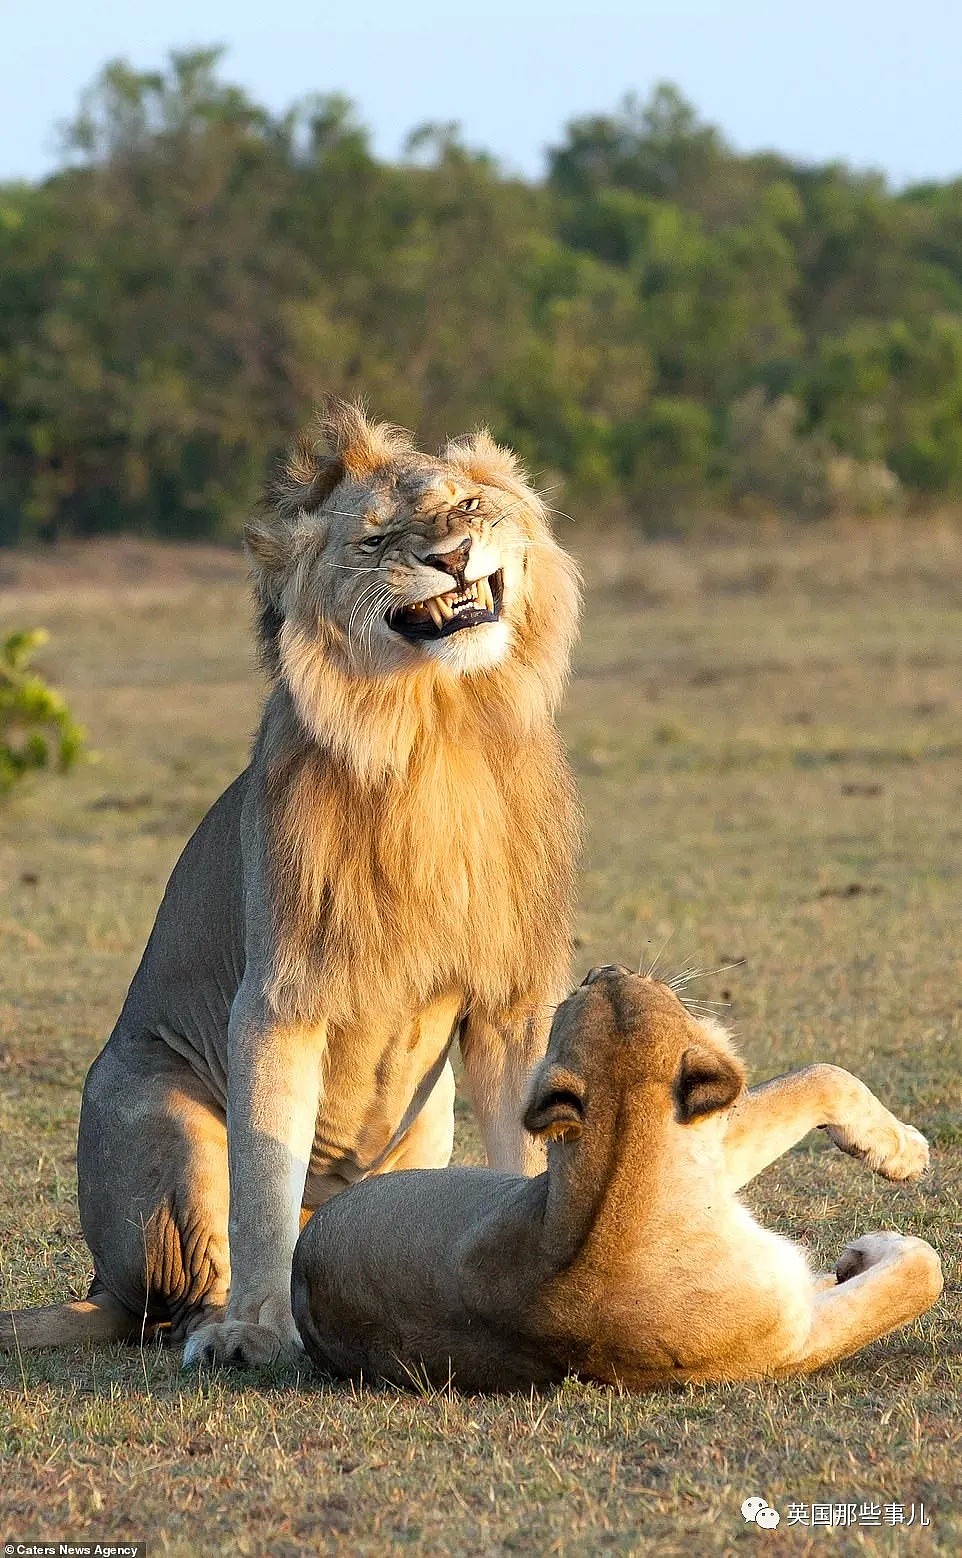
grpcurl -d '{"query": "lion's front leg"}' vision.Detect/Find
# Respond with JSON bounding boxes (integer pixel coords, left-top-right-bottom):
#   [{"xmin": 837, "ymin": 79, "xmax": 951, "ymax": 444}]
[
  {"xmin": 460, "ymin": 1010, "xmax": 548, "ymax": 1175},
  {"xmin": 183, "ymin": 990, "xmax": 327, "ymax": 1369}
]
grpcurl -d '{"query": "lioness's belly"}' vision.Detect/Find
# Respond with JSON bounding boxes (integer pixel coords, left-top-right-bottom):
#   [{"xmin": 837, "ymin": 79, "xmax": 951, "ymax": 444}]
[{"xmin": 304, "ymin": 988, "xmax": 462, "ymax": 1193}]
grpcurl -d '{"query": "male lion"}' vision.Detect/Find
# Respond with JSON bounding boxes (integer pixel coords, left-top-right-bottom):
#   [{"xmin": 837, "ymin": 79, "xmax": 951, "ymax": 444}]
[
  {"xmin": 292, "ymin": 966, "xmax": 942, "ymax": 1390},
  {"xmin": 0, "ymin": 401, "xmax": 580, "ymax": 1367}
]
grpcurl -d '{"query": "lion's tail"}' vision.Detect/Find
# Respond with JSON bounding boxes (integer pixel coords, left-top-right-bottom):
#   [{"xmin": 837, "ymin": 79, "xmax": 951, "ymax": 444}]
[{"xmin": 0, "ymin": 1291, "xmax": 137, "ymax": 1351}]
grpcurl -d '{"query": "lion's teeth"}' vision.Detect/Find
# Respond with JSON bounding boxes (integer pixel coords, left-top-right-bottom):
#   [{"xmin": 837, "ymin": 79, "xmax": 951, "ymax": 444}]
[
  {"xmin": 478, "ymin": 577, "xmax": 494, "ymax": 612},
  {"xmin": 427, "ymin": 599, "xmax": 444, "ymax": 629},
  {"xmin": 437, "ymin": 594, "xmax": 454, "ymax": 620}
]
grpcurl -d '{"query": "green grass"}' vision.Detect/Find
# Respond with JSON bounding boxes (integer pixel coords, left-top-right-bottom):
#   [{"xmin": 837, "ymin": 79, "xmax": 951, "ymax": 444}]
[{"xmin": 1, "ymin": 527, "xmax": 960, "ymax": 1554}]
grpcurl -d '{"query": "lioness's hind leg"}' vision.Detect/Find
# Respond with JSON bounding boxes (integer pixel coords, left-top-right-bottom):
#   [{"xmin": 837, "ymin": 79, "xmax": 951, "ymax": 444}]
[
  {"xmin": 725, "ymin": 1065, "xmax": 930, "ymax": 1189},
  {"xmin": 780, "ymin": 1232, "xmax": 943, "ymax": 1376},
  {"xmin": 78, "ymin": 1034, "xmax": 231, "ymax": 1340}
]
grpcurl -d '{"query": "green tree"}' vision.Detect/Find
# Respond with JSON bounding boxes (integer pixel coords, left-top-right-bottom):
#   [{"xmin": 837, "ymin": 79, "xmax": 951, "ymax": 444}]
[{"xmin": 3, "ymin": 56, "xmax": 962, "ymax": 534}]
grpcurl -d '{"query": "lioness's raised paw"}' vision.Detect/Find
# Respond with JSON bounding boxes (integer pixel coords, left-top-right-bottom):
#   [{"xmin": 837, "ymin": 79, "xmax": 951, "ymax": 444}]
[
  {"xmin": 825, "ymin": 1117, "xmax": 930, "ymax": 1181},
  {"xmin": 835, "ymin": 1230, "xmax": 909, "ymax": 1283},
  {"xmin": 835, "ymin": 1231, "xmax": 943, "ymax": 1306},
  {"xmin": 183, "ymin": 1297, "xmax": 304, "ymax": 1369}
]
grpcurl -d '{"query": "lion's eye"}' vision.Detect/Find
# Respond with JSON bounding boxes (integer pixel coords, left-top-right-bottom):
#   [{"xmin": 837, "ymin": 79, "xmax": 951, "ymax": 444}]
[
  {"xmin": 358, "ymin": 534, "xmax": 383, "ymax": 552},
  {"xmin": 460, "ymin": 497, "xmax": 481, "ymax": 513}
]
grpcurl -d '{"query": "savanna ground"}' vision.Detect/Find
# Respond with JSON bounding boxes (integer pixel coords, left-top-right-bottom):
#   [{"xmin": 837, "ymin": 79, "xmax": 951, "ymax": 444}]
[{"xmin": 0, "ymin": 525, "xmax": 960, "ymax": 1555}]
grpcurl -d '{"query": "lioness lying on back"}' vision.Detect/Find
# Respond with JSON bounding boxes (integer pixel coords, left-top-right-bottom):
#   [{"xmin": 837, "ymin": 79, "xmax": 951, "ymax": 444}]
[{"xmin": 293, "ymin": 967, "xmax": 942, "ymax": 1390}]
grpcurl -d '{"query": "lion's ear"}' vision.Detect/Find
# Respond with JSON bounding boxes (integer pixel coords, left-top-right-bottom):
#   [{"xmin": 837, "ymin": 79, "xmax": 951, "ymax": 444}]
[
  {"xmin": 673, "ymin": 1045, "xmax": 744, "ymax": 1124},
  {"xmin": 320, "ymin": 396, "xmax": 413, "ymax": 480},
  {"xmin": 272, "ymin": 431, "xmax": 347, "ymax": 521},
  {"xmin": 523, "ymin": 1063, "xmax": 586, "ymax": 1144},
  {"xmin": 442, "ymin": 429, "xmax": 526, "ymax": 492},
  {"xmin": 245, "ymin": 517, "xmax": 292, "ymax": 579},
  {"xmin": 270, "ymin": 401, "xmax": 412, "ymax": 518}
]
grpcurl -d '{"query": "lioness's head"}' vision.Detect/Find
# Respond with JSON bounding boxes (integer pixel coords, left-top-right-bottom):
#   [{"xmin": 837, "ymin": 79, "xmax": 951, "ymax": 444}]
[
  {"xmin": 524, "ymin": 966, "xmax": 746, "ymax": 1148},
  {"xmin": 246, "ymin": 401, "xmax": 580, "ymax": 768}
]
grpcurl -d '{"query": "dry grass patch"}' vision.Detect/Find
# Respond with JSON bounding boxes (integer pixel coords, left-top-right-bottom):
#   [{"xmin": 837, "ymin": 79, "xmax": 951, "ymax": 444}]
[{"xmin": 1, "ymin": 525, "xmax": 960, "ymax": 1553}]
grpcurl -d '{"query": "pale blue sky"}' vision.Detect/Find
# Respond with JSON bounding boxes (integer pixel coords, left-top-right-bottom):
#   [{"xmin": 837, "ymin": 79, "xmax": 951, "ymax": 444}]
[{"xmin": 2, "ymin": 0, "xmax": 960, "ymax": 186}]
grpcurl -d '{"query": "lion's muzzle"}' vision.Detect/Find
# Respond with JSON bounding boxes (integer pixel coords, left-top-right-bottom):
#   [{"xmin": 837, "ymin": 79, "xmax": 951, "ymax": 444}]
[{"xmin": 386, "ymin": 569, "xmax": 504, "ymax": 641}]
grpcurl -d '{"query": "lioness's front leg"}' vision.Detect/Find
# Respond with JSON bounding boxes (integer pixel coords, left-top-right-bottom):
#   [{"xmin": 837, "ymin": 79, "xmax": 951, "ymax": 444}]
[
  {"xmin": 183, "ymin": 986, "xmax": 326, "ymax": 1368},
  {"xmin": 724, "ymin": 1064, "xmax": 929, "ymax": 1190},
  {"xmin": 460, "ymin": 1010, "xmax": 548, "ymax": 1175}
]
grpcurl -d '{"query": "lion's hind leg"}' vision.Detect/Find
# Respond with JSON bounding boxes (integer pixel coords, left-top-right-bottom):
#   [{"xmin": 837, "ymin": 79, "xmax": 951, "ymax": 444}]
[
  {"xmin": 778, "ymin": 1232, "xmax": 943, "ymax": 1376},
  {"xmin": 77, "ymin": 1032, "xmax": 231, "ymax": 1346},
  {"xmin": 0, "ymin": 1289, "xmax": 137, "ymax": 1351}
]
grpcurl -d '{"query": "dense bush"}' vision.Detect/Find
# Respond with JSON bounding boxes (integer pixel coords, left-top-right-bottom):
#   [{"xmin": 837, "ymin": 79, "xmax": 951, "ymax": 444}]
[
  {"xmin": 0, "ymin": 631, "xmax": 85, "ymax": 794},
  {"xmin": 2, "ymin": 53, "xmax": 962, "ymax": 539}
]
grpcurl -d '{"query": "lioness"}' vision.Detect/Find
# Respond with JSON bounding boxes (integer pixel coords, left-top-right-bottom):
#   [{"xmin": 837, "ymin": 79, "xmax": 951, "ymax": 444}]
[
  {"xmin": 292, "ymin": 966, "xmax": 942, "ymax": 1390},
  {"xmin": 0, "ymin": 402, "xmax": 580, "ymax": 1367}
]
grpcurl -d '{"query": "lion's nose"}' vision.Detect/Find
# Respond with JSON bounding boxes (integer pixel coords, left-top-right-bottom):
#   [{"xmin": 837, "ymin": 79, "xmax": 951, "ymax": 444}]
[
  {"xmin": 424, "ymin": 537, "xmax": 471, "ymax": 582},
  {"xmin": 582, "ymin": 964, "xmax": 633, "ymax": 986}
]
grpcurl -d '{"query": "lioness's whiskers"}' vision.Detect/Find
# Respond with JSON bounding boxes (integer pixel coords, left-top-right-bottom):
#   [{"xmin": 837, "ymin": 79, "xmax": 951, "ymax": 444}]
[
  {"xmin": 671, "ymin": 959, "xmax": 747, "ymax": 989},
  {"xmin": 666, "ymin": 970, "xmax": 703, "ymax": 992},
  {"xmin": 664, "ymin": 956, "xmax": 704, "ymax": 988},
  {"xmin": 643, "ymin": 929, "xmax": 674, "ymax": 979}
]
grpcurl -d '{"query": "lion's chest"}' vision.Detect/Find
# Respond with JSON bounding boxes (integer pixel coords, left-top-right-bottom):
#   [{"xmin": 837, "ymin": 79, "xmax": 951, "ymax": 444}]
[{"xmin": 317, "ymin": 756, "xmax": 539, "ymax": 1007}]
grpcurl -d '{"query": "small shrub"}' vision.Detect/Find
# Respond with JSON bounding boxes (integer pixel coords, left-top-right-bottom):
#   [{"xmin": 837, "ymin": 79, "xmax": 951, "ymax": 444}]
[
  {"xmin": 727, "ymin": 388, "xmax": 902, "ymax": 518},
  {"xmin": 0, "ymin": 630, "xmax": 85, "ymax": 795}
]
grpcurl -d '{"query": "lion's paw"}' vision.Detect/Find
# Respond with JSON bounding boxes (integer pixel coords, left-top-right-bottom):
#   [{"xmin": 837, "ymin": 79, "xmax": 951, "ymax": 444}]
[
  {"xmin": 826, "ymin": 1118, "xmax": 930, "ymax": 1182},
  {"xmin": 183, "ymin": 1297, "xmax": 304, "ymax": 1369}
]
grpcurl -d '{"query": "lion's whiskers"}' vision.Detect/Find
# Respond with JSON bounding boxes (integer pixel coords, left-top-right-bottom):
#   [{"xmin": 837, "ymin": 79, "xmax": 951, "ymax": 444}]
[
  {"xmin": 348, "ymin": 578, "xmax": 392, "ymax": 651},
  {"xmin": 346, "ymin": 580, "xmax": 381, "ymax": 640},
  {"xmin": 489, "ymin": 498, "xmax": 528, "ymax": 529},
  {"xmin": 359, "ymin": 587, "xmax": 393, "ymax": 661}
]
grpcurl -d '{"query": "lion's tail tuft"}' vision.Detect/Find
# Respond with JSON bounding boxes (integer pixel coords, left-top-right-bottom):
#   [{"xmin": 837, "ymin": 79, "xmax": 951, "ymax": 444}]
[{"xmin": 0, "ymin": 1292, "xmax": 136, "ymax": 1351}]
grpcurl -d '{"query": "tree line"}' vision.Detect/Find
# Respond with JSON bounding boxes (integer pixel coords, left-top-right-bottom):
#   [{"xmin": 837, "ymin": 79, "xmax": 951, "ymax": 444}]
[{"xmin": 2, "ymin": 48, "xmax": 962, "ymax": 543}]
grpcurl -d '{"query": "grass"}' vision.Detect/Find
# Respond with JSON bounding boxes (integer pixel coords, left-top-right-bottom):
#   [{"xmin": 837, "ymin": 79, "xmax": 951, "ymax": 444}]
[{"xmin": 1, "ymin": 525, "xmax": 960, "ymax": 1554}]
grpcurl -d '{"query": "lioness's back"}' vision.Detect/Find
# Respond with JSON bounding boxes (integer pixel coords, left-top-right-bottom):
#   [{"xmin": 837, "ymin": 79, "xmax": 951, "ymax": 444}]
[{"xmin": 292, "ymin": 1167, "xmax": 562, "ymax": 1391}]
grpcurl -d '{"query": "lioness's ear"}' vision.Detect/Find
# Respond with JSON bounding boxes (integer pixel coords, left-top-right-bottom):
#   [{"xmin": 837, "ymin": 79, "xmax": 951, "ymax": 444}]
[
  {"xmin": 673, "ymin": 1045, "xmax": 744, "ymax": 1124},
  {"xmin": 523, "ymin": 1063, "xmax": 586, "ymax": 1144}
]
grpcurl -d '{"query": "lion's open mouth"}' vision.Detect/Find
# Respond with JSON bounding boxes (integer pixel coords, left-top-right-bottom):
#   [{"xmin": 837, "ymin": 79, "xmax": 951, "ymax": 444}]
[{"xmin": 386, "ymin": 570, "xmax": 504, "ymax": 641}]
